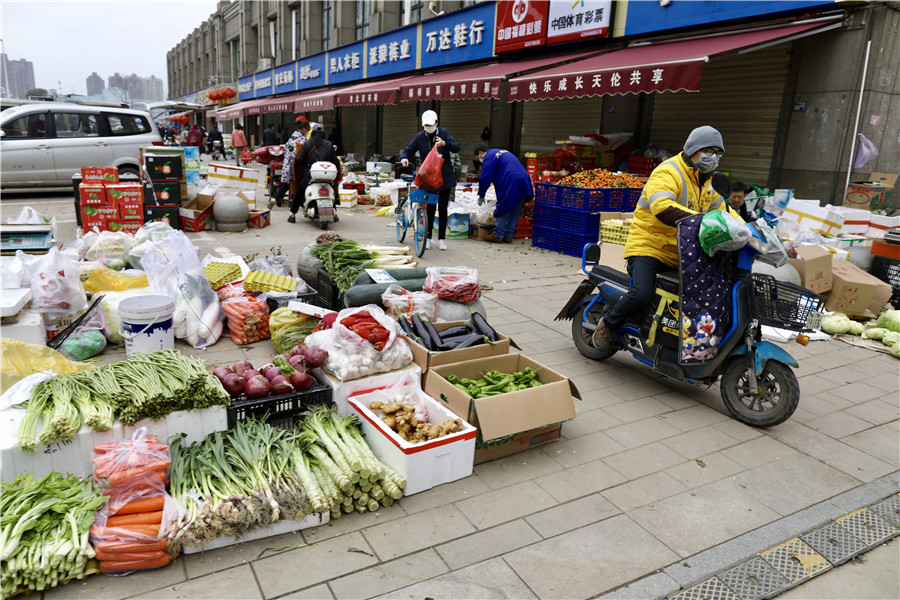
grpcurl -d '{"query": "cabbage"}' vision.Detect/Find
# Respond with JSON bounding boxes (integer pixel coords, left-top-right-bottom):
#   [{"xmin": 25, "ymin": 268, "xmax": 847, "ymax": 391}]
[
  {"xmin": 882, "ymin": 331, "xmax": 900, "ymax": 347},
  {"xmin": 821, "ymin": 313, "xmax": 851, "ymax": 335},
  {"xmin": 893, "ymin": 341, "xmax": 900, "ymax": 358},
  {"xmin": 847, "ymin": 321, "xmax": 866, "ymax": 336},
  {"xmin": 876, "ymin": 310, "xmax": 900, "ymax": 333},
  {"xmin": 862, "ymin": 327, "xmax": 887, "ymax": 340}
]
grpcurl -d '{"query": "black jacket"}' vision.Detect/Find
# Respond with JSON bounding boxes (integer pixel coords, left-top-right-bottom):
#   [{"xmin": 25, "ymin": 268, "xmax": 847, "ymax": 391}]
[
  {"xmin": 400, "ymin": 127, "xmax": 460, "ymax": 192},
  {"xmin": 294, "ymin": 132, "xmax": 340, "ymax": 188},
  {"xmin": 262, "ymin": 127, "xmax": 279, "ymax": 146}
]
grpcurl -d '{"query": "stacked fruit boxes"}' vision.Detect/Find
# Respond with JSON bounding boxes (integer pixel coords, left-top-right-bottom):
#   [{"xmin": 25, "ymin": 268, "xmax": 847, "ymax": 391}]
[
  {"xmin": 78, "ymin": 167, "xmax": 145, "ymax": 234},
  {"xmin": 141, "ymin": 147, "xmax": 186, "ymax": 229}
]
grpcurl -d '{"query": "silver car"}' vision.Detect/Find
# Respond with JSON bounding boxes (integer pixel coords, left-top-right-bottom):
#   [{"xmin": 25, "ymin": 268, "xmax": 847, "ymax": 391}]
[{"xmin": 0, "ymin": 102, "xmax": 163, "ymax": 190}]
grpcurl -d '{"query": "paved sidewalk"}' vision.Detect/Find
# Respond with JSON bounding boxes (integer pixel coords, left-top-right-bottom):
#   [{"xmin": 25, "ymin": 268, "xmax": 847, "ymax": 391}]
[{"xmin": 10, "ymin": 179, "xmax": 897, "ymax": 600}]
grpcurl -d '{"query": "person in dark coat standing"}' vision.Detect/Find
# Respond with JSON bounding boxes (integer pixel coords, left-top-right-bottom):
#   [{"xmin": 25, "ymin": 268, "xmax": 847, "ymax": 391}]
[
  {"xmin": 399, "ymin": 110, "xmax": 460, "ymax": 251},
  {"xmin": 474, "ymin": 145, "xmax": 534, "ymax": 243},
  {"xmin": 262, "ymin": 123, "xmax": 279, "ymax": 147}
]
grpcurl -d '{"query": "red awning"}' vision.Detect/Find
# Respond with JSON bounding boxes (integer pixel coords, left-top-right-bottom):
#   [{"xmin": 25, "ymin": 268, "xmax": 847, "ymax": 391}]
[
  {"xmin": 218, "ymin": 98, "xmax": 269, "ymax": 119},
  {"xmin": 399, "ymin": 51, "xmax": 597, "ymax": 102},
  {"xmin": 334, "ymin": 76, "xmax": 419, "ymax": 107},
  {"xmin": 508, "ymin": 21, "xmax": 836, "ymax": 101},
  {"xmin": 253, "ymin": 95, "xmax": 303, "ymax": 114},
  {"xmin": 293, "ymin": 89, "xmax": 335, "ymax": 112}
]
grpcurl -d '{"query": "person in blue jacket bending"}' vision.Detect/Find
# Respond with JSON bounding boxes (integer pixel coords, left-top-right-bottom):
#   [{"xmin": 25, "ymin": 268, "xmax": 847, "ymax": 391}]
[
  {"xmin": 400, "ymin": 110, "xmax": 460, "ymax": 251},
  {"xmin": 474, "ymin": 145, "xmax": 535, "ymax": 243}
]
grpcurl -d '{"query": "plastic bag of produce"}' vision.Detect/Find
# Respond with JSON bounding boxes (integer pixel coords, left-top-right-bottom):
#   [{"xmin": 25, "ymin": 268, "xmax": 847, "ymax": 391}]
[
  {"xmin": 133, "ymin": 221, "xmax": 174, "ymax": 246},
  {"xmin": 141, "ymin": 231, "xmax": 223, "ymax": 348},
  {"xmin": 698, "ymin": 211, "xmax": 751, "ymax": 257},
  {"xmin": 424, "ymin": 266, "xmax": 481, "ymax": 304},
  {"xmin": 271, "ymin": 319, "xmax": 319, "ymax": 354},
  {"xmin": 269, "ymin": 307, "xmax": 314, "ymax": 338},
  {"xmin": 363, "ymin": 369, "xmax": 432, "ymax": 434},
  {"xmin": 84, "ymin": 231, "xmax": 134, "ymax": 270},
  {"xmin": 222, "ymin": 294, "xmax": 270, "ymax": 346},
  {"xmin": 16, "ymin": 247, "xmax": 88, "ymax": 319},
  {"xmin": 0, "ymin": 338, "xmax": 93, "ymax": 394},
  {"xmin": 101, "ymin": 287, "xmax": 152, "ymax": 344},
  {"xmin": 381, "ymin": 284, "xmax": 438, "ymax": 321},
  {"xmin": 82, "ymin": 265, "xmax": 149, "ymax": 293},
  {"xmin": 414, "ymin": 145, "xmax": 444, "ymax": 190},
  {"xmin": 247, "ymin": 253, "xmax": 293, "ymax": 277},
  {"xmin": 59, "ymin": 306, "xmax": 108, "ymax": 361}
]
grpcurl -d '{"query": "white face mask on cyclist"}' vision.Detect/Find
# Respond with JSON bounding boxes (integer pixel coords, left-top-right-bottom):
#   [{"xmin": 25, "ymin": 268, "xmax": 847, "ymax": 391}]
[
  {"xmin": 423, "ymin": 125, "xmax": 437, "ymax": 134},
  {"xmin": 696, "ymin": 153, "xmax": 719, "ymax": 173}
]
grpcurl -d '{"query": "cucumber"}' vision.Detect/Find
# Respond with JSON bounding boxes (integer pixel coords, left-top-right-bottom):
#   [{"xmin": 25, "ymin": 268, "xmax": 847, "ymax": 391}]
[{"xmin": 343, "ymin": 280, "xmax": 426, "ymax": 308}]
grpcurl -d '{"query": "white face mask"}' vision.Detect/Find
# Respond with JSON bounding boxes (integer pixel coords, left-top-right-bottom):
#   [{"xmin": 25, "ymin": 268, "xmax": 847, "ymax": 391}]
[
  {"xmin": 423, "ymin": 125, "xmax": 437, "ymax": 134},
  {"xmin": 696, "ymin": 153, "xmax": 719, "ymax": 173}
]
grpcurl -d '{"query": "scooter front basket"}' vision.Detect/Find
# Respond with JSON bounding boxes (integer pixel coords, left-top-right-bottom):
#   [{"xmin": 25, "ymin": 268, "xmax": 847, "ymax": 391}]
[{"xmin": 748, "ymin": 273, "xmax": 825, "ymax": 331}]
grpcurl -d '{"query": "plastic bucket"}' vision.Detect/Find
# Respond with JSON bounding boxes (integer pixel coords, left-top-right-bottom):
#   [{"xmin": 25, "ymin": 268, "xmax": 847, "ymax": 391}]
[{"xmin": 119, "ymin": 295, "xmax": 175, "ymax": 357}]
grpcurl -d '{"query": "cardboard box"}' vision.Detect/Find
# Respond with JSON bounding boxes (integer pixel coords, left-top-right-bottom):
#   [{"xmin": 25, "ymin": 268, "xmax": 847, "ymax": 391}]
[
  {"xmin": 247, "ymin": 209, "xmax": 270, "ymax": 229},
  {"xmin": 436, "ymin": 213, "xmax": 469, "ymax": 239},
  {"xmin": 844, "ymin": 173, "xmax": 896, "ymax": 211},
  {"xmin": 599, "ymin": 241, "xmax": 627, "ymax": 271},
  {"xmin": 80, "ymin": 204, "xmax": 118, "ymax": 221},
  {"xmin": 150, "ymin": 181, "xmax": 185, "ymax": 205},
  {"xmin": 782, "ymin": 199, "xmax": 844, "ymax": 236},
  {"xmin": 178, "ymin": 194, "xmax": 215, "ymax": 232},
  {"xmin": 182, "ymin": 146, "xmax": 201, "ymax": 168},
  {"xmin": 105, "ymin": 219, "xmax": 143, "ymax": 234},
  {"xmin": 826, "ymin": 259, "xmax": 893, "ymax": 317},
  {"xmin": 314, "ymin": 364, "xmax": 421, "ymax": 417},
  {"xmin": 405, "ymin": 321, "xmax": 517, "ymax": 371},
  {"xmin": 185, "ymin": 169, "xmax": 201, "ymax": 185},
  {"xmin": 78, "ymin": 183, "xmax": 107, "ymax": 206},
  {"xmin": 207, "ymin": 162, "xmax": 259, "ymax": 190},
  {"xmin": 866, "ymin": 214, "xmax": 900, "ymax": 239},
  {"xmin": 347, "ymin": 390, "xmax": 476, "ymax": 495},
  {"xmin": 118, "ymin": 202, "xmax": 143, "ymax": 220},
  {"xmin": 104, "ymin": 182, "xmax": 143, "ymax": 205},
  {"xmin": 144, "ymin": 153, "xmax": 185, "ymax": 181},
  {"xmin": 237, "ymin": 189, "xmax": 256, "ymax": 207},
  {"xmin": 144, "ymin": 205, "xmax": 181, "ymax": 228},
  {"xmin": 788, "ymin": 245, "xmax": 833, "ymax": 294},
  {"xmin": 469, "ymin": 222, "xmax": 495, "ymax": 241},
  {"xmin": 80, "ymin": 166, "xmax": 118, "ymax": 184},
  {"xmin": 424, "ymin": 354, "xmax": 580, "ymax": 464}
]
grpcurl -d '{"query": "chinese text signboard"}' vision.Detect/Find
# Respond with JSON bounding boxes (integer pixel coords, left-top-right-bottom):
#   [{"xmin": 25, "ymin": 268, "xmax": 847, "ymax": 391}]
[
  {"xmin": 508, "ymin": 61, "xmax": 704, "ymax": 101},
  {"xmin": 496, "ymin": 0, "xmax": 549, "ymax": 53},
  {"xmin": 327, "ymin": 41, "xmax": 365, "ymax": 86},
  {"xmin": 420, "ymin": 1, "xmax": 495, "ymax": 69},
  {"xmin": 295, "ymin": 93, "xmax": 334, "ymax": 112},
  {"xmin": 547, "ymin": 0, "xmax": 611, "ymax": 45},
  {"xmin": 273, "ymin": 62, "xmax": 297, "ymax": 95},
  {"xmin": 253, "ymin": 69, "xmax": 273, "ymax": 99},
  {"xmin": 401, "ymin": 78, "xmax": 501, "ymax": 102},
  {"xmin": 238, "ymin": 75, "xmax": 254, "ymax": 101},
  {"xmin": 297, "ymin": 53, "xmax": 327, "ymax": 91},
  {"xmin": 366, "ymin": 29, "xmax": 417, "ymax": 78}
]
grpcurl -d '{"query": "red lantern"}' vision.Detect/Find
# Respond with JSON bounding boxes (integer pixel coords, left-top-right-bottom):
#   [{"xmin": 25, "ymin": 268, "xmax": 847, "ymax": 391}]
[{"xmin": 225, "ymin": 88, "xmax": 236, "ymax": 99}]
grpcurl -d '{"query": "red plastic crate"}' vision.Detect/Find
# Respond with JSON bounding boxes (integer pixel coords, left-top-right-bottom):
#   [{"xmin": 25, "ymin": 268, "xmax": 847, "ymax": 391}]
[
  {"xmin": 626, "ymin": 156, "xmax": 661, "ymax": 175},
  {"xmin": 514, "ymin": 217, "xmax": 533, "ymax": 239}
]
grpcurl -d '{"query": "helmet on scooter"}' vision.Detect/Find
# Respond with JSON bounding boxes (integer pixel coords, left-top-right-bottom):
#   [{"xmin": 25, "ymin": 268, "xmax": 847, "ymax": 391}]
[{"xmin": 311, "ymin": 122, "xmax": 324, "ymax": 133}]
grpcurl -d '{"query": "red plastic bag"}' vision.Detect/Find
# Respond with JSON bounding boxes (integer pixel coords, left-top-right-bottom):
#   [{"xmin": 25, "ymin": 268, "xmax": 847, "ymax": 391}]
[
  {"xmin": 424, "ymin": 266, "xmax": 481, "ymax": 304},
  {"xmin": 414, "ymin": 145, "xmax": 444, "ymax": 190}
]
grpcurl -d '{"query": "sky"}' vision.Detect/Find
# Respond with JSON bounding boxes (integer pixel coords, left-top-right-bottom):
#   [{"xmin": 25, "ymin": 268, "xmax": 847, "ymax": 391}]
[{"xmin": 1, "ymin": 0, "xmax": 221, "ymax": 97}]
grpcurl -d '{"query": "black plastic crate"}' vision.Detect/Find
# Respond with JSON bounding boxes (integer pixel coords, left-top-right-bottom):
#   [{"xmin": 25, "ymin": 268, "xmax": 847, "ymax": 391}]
[
  {"xmin": 748, "ymin": 273, "xmax": 826, "ymax": 331},
  {"xmin": 316, "ymin": 268, "xmax": 344, "ymax": 310},
  {"xmin": 266, "ymin": 290, "xmax": 317, "ymax": 314},
  {"xmin": 871, "ymin": 255, "xmax": 900, "ymax": 308},
  {"xmin": 227, "ymin": 381, "xmax": 332, "ymax": 429}
]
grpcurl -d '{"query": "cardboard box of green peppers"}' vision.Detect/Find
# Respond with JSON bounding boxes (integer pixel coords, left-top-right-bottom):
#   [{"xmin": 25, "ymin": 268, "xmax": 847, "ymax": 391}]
[{"xmin": 445, "ymin": 368, "xmax": 542, "ymax": 398}]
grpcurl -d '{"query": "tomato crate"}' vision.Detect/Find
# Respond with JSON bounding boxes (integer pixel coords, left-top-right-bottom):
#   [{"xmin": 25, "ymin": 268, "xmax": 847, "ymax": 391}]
[
  {"xmin": 558, "ymin": 186, "xmax": 609, "ymax": 211},
  {"xmin": 532, "ymin": 226, "xmax": 558, "ymax": 252},
  {"xmin": 514, "ymin": 217, "xmax": 533, "ymax": 239},
  {"xmin": 558, "ymin": 208, "xmax": 601, "ymax": 237},
  {"xmin": 226, "ymin": 382, "xmax": 332, "ymax": 429},
  {"xmin": 533, "ymin": 203, "xmax": 559, "ymax": 229},
  {"xmin": 626, "ymin": 156, "xmax": 661, "ymax": 175},
  {"xmin": 534, "ymin": 182, "xmax": 559, "ymax": 205},
  {"xmin": 558, "ymin": 233, "xmax": 599, "ymax": 258}
]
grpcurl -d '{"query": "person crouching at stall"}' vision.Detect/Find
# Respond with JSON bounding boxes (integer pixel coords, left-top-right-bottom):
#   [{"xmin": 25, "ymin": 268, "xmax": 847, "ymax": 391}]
[{"xmin": 474, "ymin": 145, "xmax": 534, "ymax": 244}]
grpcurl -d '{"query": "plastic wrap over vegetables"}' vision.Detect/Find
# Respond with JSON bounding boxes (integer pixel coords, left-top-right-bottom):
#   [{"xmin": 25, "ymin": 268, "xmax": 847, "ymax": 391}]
[{"xmin": 15, "ymin": 247, "xmax": 88, "ymax": 319}]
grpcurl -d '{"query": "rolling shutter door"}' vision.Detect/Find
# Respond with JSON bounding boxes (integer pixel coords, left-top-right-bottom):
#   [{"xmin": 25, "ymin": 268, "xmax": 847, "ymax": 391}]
[
  {"xmin": 649, "ymin": 45, "xmax": 791, "ymax": 187},
  {"xmin": 436, "ymin": 100, "xmax": 491, "ymax": 157},
  {"xmin": 381, "ymin": 103, "xmax": 419, "ymax": 158},
  {"xmin": 341, "ymin": 107, "xmax": 368, "ymax": 155},
  {"xmin": 520, "ymin": 97, "xmax": 604, "ymax": 154}
]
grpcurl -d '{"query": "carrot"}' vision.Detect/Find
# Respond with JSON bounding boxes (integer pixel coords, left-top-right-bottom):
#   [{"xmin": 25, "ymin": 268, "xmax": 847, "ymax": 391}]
[
  {"xmin": 109, "ymin": 496, "xmax": 165, "ymax": 516},
  {"xmin": 94, "ymin": 538, "xmax": 167, "ymax": 554},
  {"xmin": 101, "ymin": 471, "xmax": 166, "ymax": 494},
  {"xmin": 93, "ymin": 524, "xmax": 162, "ymax": 538},
  {"xmin": 106, "ymin": 511, "xmax": 163, "ymax": 527},
  {"xmin": 94, "ymin": 549, "xmax": 168, "ymax": 562},
  {"xmin": 107, "ymin": 461, "xmax": 171, "ymax": 487},
  {"xmin": 99, "ymin": 553, "xmax": 171, "ymax": 573}
]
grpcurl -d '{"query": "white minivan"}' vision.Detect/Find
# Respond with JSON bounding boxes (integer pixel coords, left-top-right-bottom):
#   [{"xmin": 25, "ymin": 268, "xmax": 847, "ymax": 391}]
[{"xmin": 0, "ymin": 102, "xmax": 163, "ymax": 190}]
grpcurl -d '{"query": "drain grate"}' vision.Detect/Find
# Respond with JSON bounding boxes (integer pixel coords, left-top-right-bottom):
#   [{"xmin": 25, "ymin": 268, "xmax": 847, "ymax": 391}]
[
  {"xmin": 669, "ymin": 577, "xmax": 739, "ymax": 600},
  {"xmin": 836, "ymin": 508, "xmax": 897, "ymax": 548},
  {"xmin": 867, "ymin": 495, "xmax": 900, "ymax": 529},
  {"xmin": 760, "ymin": 537, "xmax": 830, "ymax": 584},
  {"xmin": 717, "ymin": 556, "xmax": 790, "ymax": 600},
  {"xmin": 801, "ymin": 521, "xmax": 865, "ymax": 566}
]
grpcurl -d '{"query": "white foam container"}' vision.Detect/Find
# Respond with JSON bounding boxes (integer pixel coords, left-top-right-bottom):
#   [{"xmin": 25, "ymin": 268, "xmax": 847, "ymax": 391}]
[
  {"xmin": 181, "ymin": 512, "xmax": 329, "ymax": 554},
  {"xmin": 347, "ymin": 390, "xmax": 476, "ymax": 496},
  {"xmin": 313, "ymin": 364, "xmax": 421, "ymax": 417}
]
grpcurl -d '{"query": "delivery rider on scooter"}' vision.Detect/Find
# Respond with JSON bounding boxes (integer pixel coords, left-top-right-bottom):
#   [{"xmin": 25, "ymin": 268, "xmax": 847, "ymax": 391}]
[{"xmin": 593, "ymin": 126, "xmax": 740, "ymax": 351}]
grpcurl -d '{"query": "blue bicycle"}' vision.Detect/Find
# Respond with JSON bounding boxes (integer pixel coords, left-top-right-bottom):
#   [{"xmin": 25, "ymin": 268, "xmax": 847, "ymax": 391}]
[{"xmin": 395, "ymin": 174, "xmax": 438, "ymax": 257}]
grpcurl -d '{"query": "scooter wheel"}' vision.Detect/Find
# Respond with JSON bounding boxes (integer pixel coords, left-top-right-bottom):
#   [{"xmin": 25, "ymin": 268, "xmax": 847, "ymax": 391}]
[
  {"xmin": 571, "ymin": 303, "xmax": 617, "ymax": 361},
  {"xmin": 319, "ymin": 221, "xmax": 330, "ymax": 230},
  {"xmin": 720, "ymin": 358, "xmax": 799, "ymax": 427}
]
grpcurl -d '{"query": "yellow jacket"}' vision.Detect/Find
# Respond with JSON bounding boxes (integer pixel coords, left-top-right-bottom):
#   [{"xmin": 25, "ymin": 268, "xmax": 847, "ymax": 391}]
[{"xmin": 624, "ymin": 153, "xmax": 736, "ymax": 267}]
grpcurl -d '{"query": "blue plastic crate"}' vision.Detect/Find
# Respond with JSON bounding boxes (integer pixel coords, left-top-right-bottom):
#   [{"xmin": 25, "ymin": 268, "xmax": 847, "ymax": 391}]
[
  {"xmin": 605, "ymin": 188, "xmax": 628, "ymax": 211},
  {"xmin": 533, "ymin": 204, "xmax": 559, "ymax": 229},
  {"xmin": 558, "ymin": 186, "xmax": 608, "ymax": 211},
  {"xmin": 534, "ymin": 182, "xmax": 559, "ymax": 206},
  {"xmin": 558, "ymin": 233, "xmax": 599, "ymax": 258},
  {"xmin": 532, "ymin": 226, "xmax": 558, "ymax": 251},
  {"xmin": 624, "ymin": 187, "xmax": 642, "ymax": 211},
  {"xmin": 557, "ymin": 208, "xmax": 601, "ymax": 236}
]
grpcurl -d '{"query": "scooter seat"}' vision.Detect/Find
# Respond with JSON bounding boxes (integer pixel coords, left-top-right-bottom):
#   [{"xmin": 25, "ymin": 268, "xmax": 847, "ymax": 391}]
[{"xmin": 656, "ymin": 272, "xmax": 680, "ymax": 294}]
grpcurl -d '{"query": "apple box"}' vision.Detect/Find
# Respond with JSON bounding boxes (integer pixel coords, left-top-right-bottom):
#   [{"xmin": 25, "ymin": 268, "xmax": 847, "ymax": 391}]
[
  {"xmin": 105, "ymin": 183, "xmax": 144, "ymax": 204},
  {"xmin": 78, "ymin": 183, "xmax": 107, "ymax": 206},
  {"xmin": 844, "ymin": 173, "xmax": 896, "ymax": 211}
]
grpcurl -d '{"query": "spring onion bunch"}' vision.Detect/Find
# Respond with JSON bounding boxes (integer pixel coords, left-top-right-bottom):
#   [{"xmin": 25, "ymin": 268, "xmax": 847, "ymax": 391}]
[
  {"xmin": 311, "ymin": 240, "xmax": 416, "ymax": 294},
  {"xmin": 0, "ymin": 472, "xmax": 106, "ymax": 597}
]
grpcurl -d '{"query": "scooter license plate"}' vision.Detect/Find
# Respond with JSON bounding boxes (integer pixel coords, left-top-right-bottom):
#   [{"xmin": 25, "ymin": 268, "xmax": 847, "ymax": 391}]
[
  {"xmin": 805, "ymin": 311, "xmax": 823, "ymax": 331},
  {"xmin": 274, "ymin": 170, "xmax": 281, "ymax": 176}
]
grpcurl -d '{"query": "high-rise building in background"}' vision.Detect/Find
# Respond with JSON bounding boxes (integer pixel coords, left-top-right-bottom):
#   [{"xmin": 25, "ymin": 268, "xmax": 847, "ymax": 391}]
[
  {"xmin": 105, "ymin": 72, "xmax": 164, "ymax": 101},
  {"xmin": 1, "ymin": 53, "xmax": 36, "ymax": 99},
  {"xmin": 86, "ymin": 72, "xmax": 105, "ymax": 96}
]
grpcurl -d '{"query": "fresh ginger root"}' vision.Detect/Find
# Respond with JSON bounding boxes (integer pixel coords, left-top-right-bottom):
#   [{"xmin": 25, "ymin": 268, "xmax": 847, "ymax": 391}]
[{"xmin": 370, "ymin": 399, "xmax": 464, "ymax": 443}]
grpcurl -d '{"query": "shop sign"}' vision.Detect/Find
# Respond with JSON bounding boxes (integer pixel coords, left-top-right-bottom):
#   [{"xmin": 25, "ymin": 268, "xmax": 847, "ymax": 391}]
[
  {"xmin": 297, "ymin": 53, "xmax": 327, "ymax": 90},
  {"xmin": 328, "ymin": 41, "xmax": 364, "ymax": 85},
  {"xmin": 338, "ymin": 90, "xmax": 395, "ymax": 106},
  {"xmin": 546, "ymin": 0, "xmax": 611, "ymax": 45},
  {"xmin": 253, "ymin": 69, "xmax": 273, "ymax": 99},
  {"xmin": 183, "ymin": 92, "xmax": 199, "ymax": 105},
  {"xmin": 366, "ymin": 28, "xmax": 416, "ymax": 78},
  {"xmin": 508, "ymin": 61, "xmax": 703, "ymax": 101},
  {"xmin": 238, "ymin": 75, "xmax": 254, "ymax": 101},
  {"xmin": 273, "ymin": 62, "xmax": 297, "ymax": 95},
  {"xmin": 420, "ymin": 2, "xmax": 496, "ymax": 69},
  {"xmin": 261, "ymin": 100, "xmax": 293, "ymax": 114},
  {"xmin": 402, "ymin": 79, "xmax": 500, "ymax": 101},
  {"xmin": 295, "ymin": 94, "xmax": 334, "ymax": 112},
  {"xmin": 496, "ymin": 0, "xmax": 549, "ymax": 53}
]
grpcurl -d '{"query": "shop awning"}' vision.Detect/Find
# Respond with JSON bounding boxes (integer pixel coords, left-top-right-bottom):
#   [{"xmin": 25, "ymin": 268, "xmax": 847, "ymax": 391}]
[
  {"xmin": 334, "ymin": 75, "xmax": 419, "ymax": 107},
  {"xmin": 508, "ymin": 21, "xmax": 838, "ymax": 101},
  {"xmin": 159, "ymin": 110, "xmax": 196, "ymax": 120},
  {"xmin": 399, "ymin": 52, "xmax": 597, "ymax": 102},
  {"xmin": 218, "ymin": 98, "xmax": 269, "ymax": 119},
  {"xmin": 292, "ymin": 89, "xmax": 335, "ymax": 112},
  {"xmin": 251, "ymin": 95, "xmax": 304, "ymax": 115}
]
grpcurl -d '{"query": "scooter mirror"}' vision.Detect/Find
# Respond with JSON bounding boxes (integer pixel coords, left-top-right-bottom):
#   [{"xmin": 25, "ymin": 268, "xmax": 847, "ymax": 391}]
[
  {"xmin": 711, "ymin": 171, "xmax": 732, "ymax": 199},
  {"xmin": 585, "ymin": 243, "xmax": 601, "ymax": 263}
]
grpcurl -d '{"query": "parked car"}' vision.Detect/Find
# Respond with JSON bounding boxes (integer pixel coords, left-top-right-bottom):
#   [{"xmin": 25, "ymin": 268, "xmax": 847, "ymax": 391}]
[{"xmin": 0, "ymin": 102, "xmax": 163, "ymax": 190}]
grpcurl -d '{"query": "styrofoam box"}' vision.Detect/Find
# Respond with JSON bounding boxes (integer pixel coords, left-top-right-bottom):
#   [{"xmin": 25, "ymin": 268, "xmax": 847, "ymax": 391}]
[
  {"xmin": 0, "ymin": 405, "xmax": 227, "ymax": 481},
  {"xmin": 313, "ymin": 364, "xmax": 421, "ymax": 417},
  {"xmin": 339, "ymin": 189, "xmax": 358, "ymax": 207},
  {"xmin": 207, "ymin": 163, "xmax": 260, "ymax": 190},
  {"xmin": 782, "ymin": 199, "xmax": 845, "ymax": 236},
  {"xmin": 181, "ymin": 511, "xmax": 328, "ymax": 554},
  {"xmin": 866, "ymin": 214, "xmax": 900, "ymax": 238},
  {"xmin": 0, "ymin": 308, "xmax": 46, "ymax": 345},
  {"xmin": 347, "ymin": 391, "xmax": 476, "ymax": 495},
  {"xmin": 831, "ymin": 205, "xmax": 871, "ymax": 235}
]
